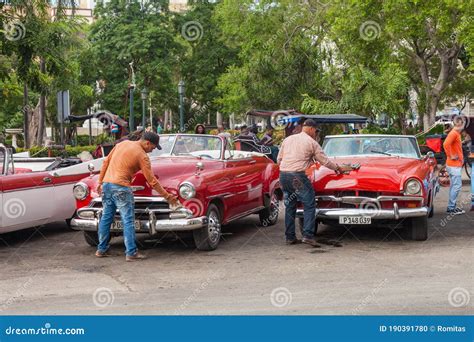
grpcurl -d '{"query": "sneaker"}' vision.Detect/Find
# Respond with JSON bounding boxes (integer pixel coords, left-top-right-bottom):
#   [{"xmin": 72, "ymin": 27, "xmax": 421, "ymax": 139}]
[
  {"xmin": 95, "ymin": 250, "xmax": 110, "ymax": 258},
  {"xmin": 125, "ymin": 252, "xmax": 147, "ymax": 262},
  {"xmin": 447, "ymin": 208, "xmax": 465, "ymax": 215},
  {"xmin": 302, "ymin": 237, "xmax": 322, "ymax": 248},
  {"xmin": 286, "ymin": 238, "xmax": 302, "ymax": 245}
]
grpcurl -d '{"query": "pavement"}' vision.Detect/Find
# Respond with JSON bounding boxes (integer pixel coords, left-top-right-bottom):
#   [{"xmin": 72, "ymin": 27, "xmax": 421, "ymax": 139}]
[{"xmin": 0, "ymin": 181, "xmax": 472, "ymax": 315}]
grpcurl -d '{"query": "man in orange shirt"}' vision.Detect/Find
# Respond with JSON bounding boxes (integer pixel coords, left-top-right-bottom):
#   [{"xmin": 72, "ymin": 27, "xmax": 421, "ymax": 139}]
[
  {"xmin": 443, "ymin": 119, "xmax": 465, "ymax": 215},
  {"xmin": 96, "ymin": 132, "xmax": 178, "ymax": 261}
]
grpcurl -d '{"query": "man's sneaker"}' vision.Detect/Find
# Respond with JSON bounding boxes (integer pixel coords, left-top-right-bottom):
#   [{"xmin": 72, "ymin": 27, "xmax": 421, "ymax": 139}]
[
  {"xmin": 447, "ymin": 207, "xmax": 465, "ymax": 215},
  {"xmin": 126, "ymin": 252, "xmax": 147, "ymax": 262},
  {"xmin": 286, "ymin": 238, "xmax": 302, "ymax": 245},
  {"xmin": 95, "ymin": 250, "xmax": 110, "ymax": 258},
  {"xmin": 302, "ymin": 237, "xmax": 322, "ymax": 248}
]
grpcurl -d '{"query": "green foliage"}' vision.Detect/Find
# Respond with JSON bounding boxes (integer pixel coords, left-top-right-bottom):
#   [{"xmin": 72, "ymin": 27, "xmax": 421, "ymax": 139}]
[{"xmin": 16, "ymin": 145, "xmax": 96, "ymax": 157}]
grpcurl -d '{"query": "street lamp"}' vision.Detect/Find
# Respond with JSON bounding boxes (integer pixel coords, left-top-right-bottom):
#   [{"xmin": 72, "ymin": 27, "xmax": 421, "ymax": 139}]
[
  {"xmin": 141, "ymin": 87, "xmax": 148, "ymax": 130},
  {"xmin": 178, "ymin": 80, "xmax": 185, "ymax": 132}
]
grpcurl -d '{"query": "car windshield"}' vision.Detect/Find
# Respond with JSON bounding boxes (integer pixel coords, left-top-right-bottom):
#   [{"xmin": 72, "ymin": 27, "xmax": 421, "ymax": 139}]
[
  {"xmin": 323, "ymin": 136, "xmax": 420, "ymax": 159},
  {"xmin": 151, "ymin": 135, "xmax": 223, "ymax": 160}
]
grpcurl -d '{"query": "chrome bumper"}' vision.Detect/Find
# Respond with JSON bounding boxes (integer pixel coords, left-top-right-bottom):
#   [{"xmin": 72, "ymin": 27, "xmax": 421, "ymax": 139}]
[
  {"xmin": 296, "ymin": 195, "xmax": 428, "ymax": 221},
  {"xmin": 70, "ymin": 206, "xmax": 208, "ymax": 234},
  {"xmin": 296, "ymin": 206, "xmax": 428, "ymax": 220}
]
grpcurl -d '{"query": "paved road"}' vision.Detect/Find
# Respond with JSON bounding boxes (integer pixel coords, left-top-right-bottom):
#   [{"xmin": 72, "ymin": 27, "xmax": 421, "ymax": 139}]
[{"xmin": 0, "ymin": 183, "xmax": 472, "ymax": 315}]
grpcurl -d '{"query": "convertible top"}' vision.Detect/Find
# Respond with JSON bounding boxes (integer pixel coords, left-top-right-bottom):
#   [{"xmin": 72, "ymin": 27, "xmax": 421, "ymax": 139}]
[{"xmin": 246, "ymin": 109, "xmax": 368, "ymax": 124}]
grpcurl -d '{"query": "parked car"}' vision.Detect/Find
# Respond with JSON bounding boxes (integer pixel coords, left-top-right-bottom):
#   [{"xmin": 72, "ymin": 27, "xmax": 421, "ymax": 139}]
[
  {"xmin": 297, "ymin": 135, "xmax": 438, "ymax": 241},
  {"xmin": 0, "ymin": 144, "xmax": 101, "ymax": 233},
  {"xmin": 71, "ymin": 134, "xmax": 282, "ymax": 250}
]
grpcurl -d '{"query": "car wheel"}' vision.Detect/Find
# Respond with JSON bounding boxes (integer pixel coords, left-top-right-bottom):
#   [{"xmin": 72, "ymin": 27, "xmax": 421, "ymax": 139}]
[
  {"xmin": 259, "ymin": 193, "xmax": 280, "ymax": 226},
  {"xmin": 405, "ymin": 216, "xmax": 428, "ymax": 241},
  {"xmin": 298, "ymin": 217, "xmax": 319, "ymax": 237},
  {"xmin": 193, "ymin": 204, "xmax": 221, "ymax": 251},
  {"xmin": 83, "ymin": 231, "xmax": 111, "ymax": 247}
]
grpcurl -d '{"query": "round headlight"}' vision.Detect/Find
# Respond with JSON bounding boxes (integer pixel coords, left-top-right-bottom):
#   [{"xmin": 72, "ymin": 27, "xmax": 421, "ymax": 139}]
[
  {"xmin": 73, "ymin": 183, "xmax": 89, "ymax": 200},
  {"xmin": 404, "ymin": 179, "xmax": 422, "ymax": 195},
  {"xmin": 179, "ymin": 182, "xmax": 196, "ymax": 200}
]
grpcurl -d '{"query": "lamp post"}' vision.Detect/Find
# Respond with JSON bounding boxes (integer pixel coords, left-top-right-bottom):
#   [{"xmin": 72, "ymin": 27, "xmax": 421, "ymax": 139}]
[
  {"xmin": 129, "ymin": 85, "xmax": 135, "ymax": 131},
  {"xmin": 178, "ymin": 80, "xmax": 185, "ymax": 132},
  {"xmin": 141, "ymin": 87, "xmax": 148, "ymax": 130}
]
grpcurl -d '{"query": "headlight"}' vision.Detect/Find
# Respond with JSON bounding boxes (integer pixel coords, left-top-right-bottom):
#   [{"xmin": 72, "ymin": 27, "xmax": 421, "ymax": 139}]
[
  {"xmin": 179, "ymin": 182, "xmax": 196, "ymax": 199},
  {"xmin": 73, "ymin": 182, "xmax": 89, "ymax": 200},
  {"xmin": 404, "ymin": 179, "xmax": 422, "ymax": 195}
]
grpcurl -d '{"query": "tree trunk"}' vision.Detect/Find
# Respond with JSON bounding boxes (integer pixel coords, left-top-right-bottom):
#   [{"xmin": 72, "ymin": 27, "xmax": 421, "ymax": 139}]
[
  {"xmin": 164, "ymin": 110, "xmax": 169, "ymax": 131},
  {"xmin": 28, "ymin": 100, "xmax": 41, "ymax": 147},
  {"xmin": 216, "ymin": 111, "xmax": 223, "ymax": 128},
  {"xmin": 23, "ymin": 84, "xmax": 29, "ymax": 148}
]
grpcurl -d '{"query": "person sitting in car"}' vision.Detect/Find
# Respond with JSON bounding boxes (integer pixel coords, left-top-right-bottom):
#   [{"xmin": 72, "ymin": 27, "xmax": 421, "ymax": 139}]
[{"xmin": 234, "ymin": 124, "xmax": 273, "ymax": 159}]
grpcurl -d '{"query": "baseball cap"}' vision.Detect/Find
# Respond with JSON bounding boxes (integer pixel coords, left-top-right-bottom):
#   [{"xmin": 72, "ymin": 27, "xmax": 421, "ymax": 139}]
[
  {"xmin": 142, "ymin": 131, "xmax": 162, "ymax": 150},
  {"xmin": 303, "ymin": 119, "xmax": 321, "ymax": 131}
]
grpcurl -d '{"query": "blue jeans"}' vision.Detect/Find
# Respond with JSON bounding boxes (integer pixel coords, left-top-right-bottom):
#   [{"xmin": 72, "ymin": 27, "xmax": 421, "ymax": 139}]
[
  {"xmin": 97, "ymin": 182, "xmax": 137, "ymax": 256},
  {"xmin": 446, "ymin": 166, "xmax": 462, "ymax": 210},
  {"xmin": 280, "ymin": 172, "xmax": 316, "ymax": 240}
]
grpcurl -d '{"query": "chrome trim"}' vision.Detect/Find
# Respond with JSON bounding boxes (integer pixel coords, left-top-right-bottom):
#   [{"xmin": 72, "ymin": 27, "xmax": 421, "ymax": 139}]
[
  {"xmin": 226, "ymin": 206, "xmax": 265, "ymax": 223},
  {"xmin": 73, "ymin": 182, "xmax": 90, "ymax": 200},
  {"xmin": 315, "ymin": 195, "xmax": 423, "ymax": 204},
  {"xmin": 179, "ymin": 181, "xmax": 196, "ymax": 199},
  {"xmin": 91, "ymin": 196, "xmax": 167, "ymax": 203},
  {"xmin": 296, "ymin": 206, "xmax": 428, "ymax": 220},
  {"xmin": 71, "ymin": 216, "xmax": 208, "ymax": 232}
]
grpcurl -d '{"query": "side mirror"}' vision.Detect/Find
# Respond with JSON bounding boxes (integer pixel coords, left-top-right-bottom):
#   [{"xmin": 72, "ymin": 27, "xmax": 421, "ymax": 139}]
[
  {"xmin": 195, "ymin": 161, "xmax": 204, "ymax": 175},
  {"xmin": 88, "ymin": 163, "xmax": 95, "ymax": 177},
  {"xmin": 425, "ymin": 151, "xmax": 435, "ymax": 159}
]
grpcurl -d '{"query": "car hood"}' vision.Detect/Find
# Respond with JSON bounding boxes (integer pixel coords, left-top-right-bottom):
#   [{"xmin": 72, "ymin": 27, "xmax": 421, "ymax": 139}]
[
  {"xmin": 308, "ymin": 156, "xmax": 423, "ymax": 193},
  {"xmin": 86, "ymin": 156, "xmax": 224, "ymax": 197}
]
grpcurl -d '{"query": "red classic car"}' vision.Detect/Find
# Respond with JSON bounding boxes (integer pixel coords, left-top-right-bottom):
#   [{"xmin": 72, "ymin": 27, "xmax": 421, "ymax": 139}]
[
  {"xmin": 0, "ymin": 144, "xmax": 100, "ymax": 233},
  {"xmin": 298, "ymin": 135, "xmax": 438, "ymax": 241},
  {"xmin": 70, "ymin": 134, "xmax": 282, "ymax": 250}
]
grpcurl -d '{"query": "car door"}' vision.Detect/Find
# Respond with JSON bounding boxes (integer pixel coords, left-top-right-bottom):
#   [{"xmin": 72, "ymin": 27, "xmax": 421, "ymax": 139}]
[
  {"xmin": 1, "ymin": 170, "xmax": 55, "ymax": 233},
  {"xmin": 224, "ymin": 157, "xmax": 264, "ymax": 218}
]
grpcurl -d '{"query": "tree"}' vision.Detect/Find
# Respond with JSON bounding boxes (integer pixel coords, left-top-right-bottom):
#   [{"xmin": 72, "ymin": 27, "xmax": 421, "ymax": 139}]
[
  {"xmin": 87, "ymin": 0, "xmax": 182, "ymax": 126},
  {"xmin": 325, "ymin": 0, "xmax": 473, "ymax": 130}
]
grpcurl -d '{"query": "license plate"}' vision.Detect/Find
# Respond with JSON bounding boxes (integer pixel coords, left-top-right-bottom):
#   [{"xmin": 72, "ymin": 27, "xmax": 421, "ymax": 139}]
[
  {"xmin": 339, "ymin": 216, "xmax": 371, "ymax": 225},
  {"xmin": 111, "ymin": 220, "xmax": 141, "ymax": 231}
]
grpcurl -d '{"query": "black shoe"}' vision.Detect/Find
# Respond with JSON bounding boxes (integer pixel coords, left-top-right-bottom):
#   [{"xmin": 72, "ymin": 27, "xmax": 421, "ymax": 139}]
[
  {"xmin": 302, "ymin": 237, "xmax": 322, "ymax": 248},
  {"xmin": 286, "ymin": 238, "xmax": 302, "ymax": 245}
]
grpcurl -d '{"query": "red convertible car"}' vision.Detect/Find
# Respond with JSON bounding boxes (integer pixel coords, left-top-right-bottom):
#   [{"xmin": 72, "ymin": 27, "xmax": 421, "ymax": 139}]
[
  {"xmin": 0, "ymin": 144, "xmax": 101, "ymax": 233},
  {"xmin": 70, "ymin": 134, "xmax": 282, "ymax": 250},
  {"xmin": 298, "ymin": 135, "xmax": 438, "ymax": 241}
]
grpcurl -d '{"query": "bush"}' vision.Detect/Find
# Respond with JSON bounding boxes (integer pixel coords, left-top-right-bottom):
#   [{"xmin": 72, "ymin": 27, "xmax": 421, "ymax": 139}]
[{"xmin": 16, "ymin": 145, "xmax": 97, "ymax": 158}]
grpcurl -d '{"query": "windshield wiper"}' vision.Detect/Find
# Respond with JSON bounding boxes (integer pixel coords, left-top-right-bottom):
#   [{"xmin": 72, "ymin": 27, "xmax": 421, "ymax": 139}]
[{"xmin": 370, "ymin": 149, "xmax": 392, "ymax": 156}]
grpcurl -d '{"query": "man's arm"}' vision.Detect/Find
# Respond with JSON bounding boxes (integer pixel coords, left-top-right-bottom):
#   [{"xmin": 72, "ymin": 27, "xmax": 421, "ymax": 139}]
[
  {"xmin": 443, "ymin": 132, "xmax": 458, "ymax": 160},
  {"xmin": 139, "ymin": 154, "xmax": 178, "ymax": 204},
  {"xmin": 277, "ymin": 141, "xmax": 285, "ymax": 164},
  {"xmin": 312, "ymin": 142, "xmax": 345, "ymax": 172},
  {"xmin": 98, "ymin": 146, "xmax": 115, "ymax": 190}
]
